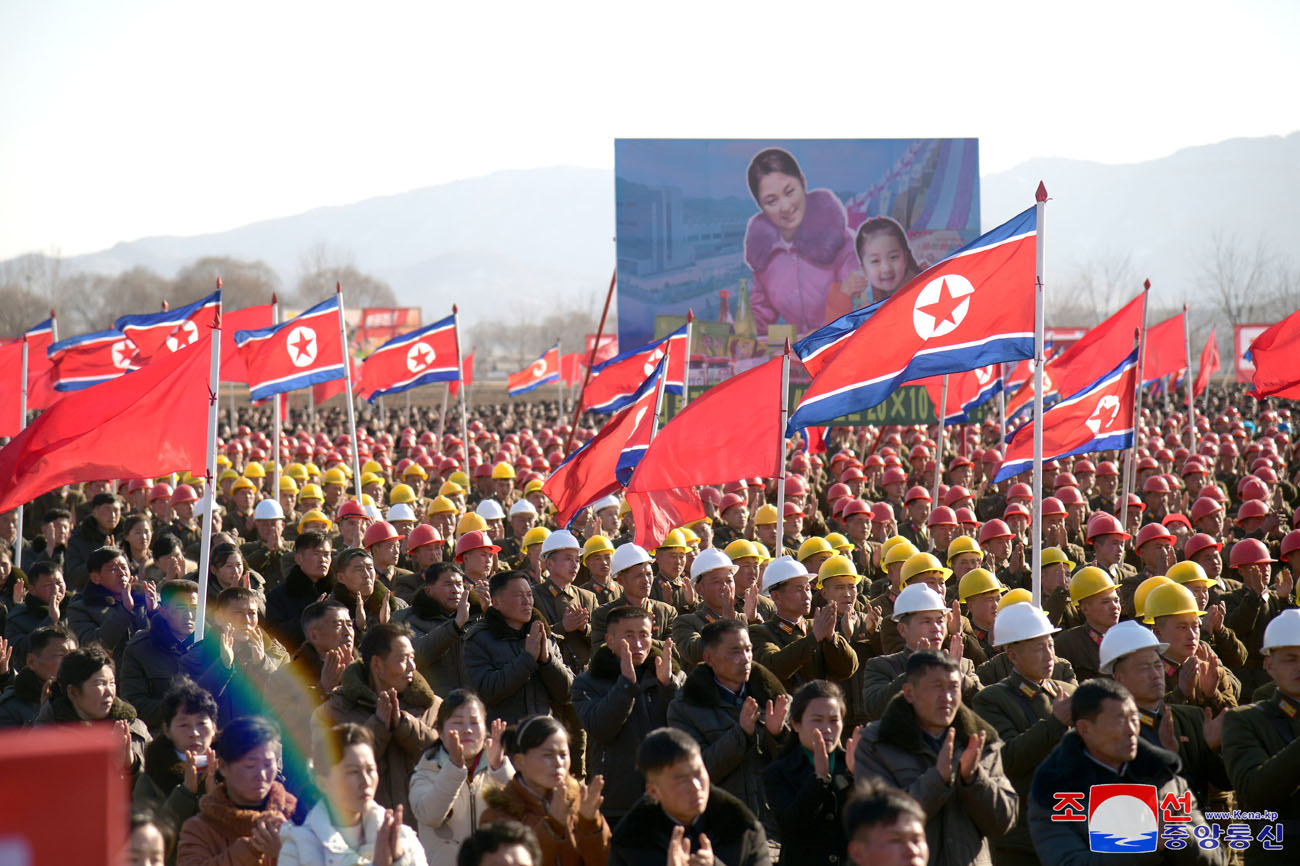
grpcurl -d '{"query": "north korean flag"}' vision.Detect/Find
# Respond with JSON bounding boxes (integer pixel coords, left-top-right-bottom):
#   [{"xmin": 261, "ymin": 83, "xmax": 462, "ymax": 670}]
[
  {"xmin": 360, "ymin": 314, "xmax": 458, "ymax": 402},
  {"xmin": 115, "ymin": 291, "xmax": 220, "ymax": 360},
  {"xmin": 793, "ymin": 298, "xmax": 886, "ymax": 378},
  {"xmin": 507, "ymin": 344, "xmax": 560, "ymax": 397},
  {"xmin": 579, "ymin": 324, "xmax": 687, "ymax": 414},
  {"xmin": 788, "ymin": 206, "xmax": 1037, "ymax": 434},
  {"xmin": 995, "ymin": 348, "xmax": 1138, "ymax": 482},
  {"xmin": 234, "ymin": 296, "xmax": 345, "ymax": 402},
  {"xmin": 49, "ymin": 329, "xmax": 142, "ymax": 391},
  {"xmin": 912, "ymin": 363, "xmax": 1004, "ymax": 425}
]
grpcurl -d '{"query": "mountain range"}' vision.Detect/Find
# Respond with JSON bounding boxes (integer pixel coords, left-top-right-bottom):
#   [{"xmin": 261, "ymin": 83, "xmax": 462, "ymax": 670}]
[{"xmin": 6, "ymin": 133, "xmax": 1298, "ymax": 330}]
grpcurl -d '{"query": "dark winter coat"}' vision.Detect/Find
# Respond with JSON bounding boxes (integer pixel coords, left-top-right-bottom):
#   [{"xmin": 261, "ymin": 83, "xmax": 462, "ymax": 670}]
[
  {"xmin": 0, "ymin": 667, "xmax": 45, "ymax": 727},
  {"xmin": 265, "ymin": 564, "xmax": 333, "ymax": 653},
  {"xmin": 66, "ymin": 581, "xmax": 150, "ymax": 664},
  {"xmin": 1221, "ymin": 690, "xmax": 1300, "ymax": 866},
  {"xmin": 461, "ymin": 607, "xmax": 573, "ymax": 725},
  {"xmin": 34, "ymin": 691, "xmax": 151, "ymax": 776},
  {"xmin": 131, "ymin": 734, "xmax": 203, "ymax": 842},
  {"xmin": 3, "ymin": 596, "xmax": 59, "ymax": 659},
  {"xmin": 608, "ymin": 787, "xmax": 770, "ymax": 866},
  {"xmin": 762, "ymin": 743, "xmax": 853, "ymax": 866},
  {"xmin": 394, "ymin": 587, "xmax": 479, "ymax": 697},
  {"xmin": 120, "ymin": 615, "xmax": 196, "ymax": 730},
  {"xmin": 63, "ymin": 518, "xmax": 117, "ymax": 589}
]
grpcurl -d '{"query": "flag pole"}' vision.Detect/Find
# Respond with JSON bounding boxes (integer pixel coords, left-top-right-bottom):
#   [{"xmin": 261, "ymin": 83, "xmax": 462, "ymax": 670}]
[
  {"xmin": 1184, "ymin": 305, "xmax": 1196, "ymax": 455},
  {"xmin": 555, "ymin": 339, "xmax": 565, "ymax": 419},
  {"xmin": 932, "ymin": 374, "xmax": 949, "ymax": 509},
  {"xmin": 453, "ymin": 305, "xmax": 469, "ymax": 439},
  {"xmin": 405, "ymin": 389, "xmax": 411, "ymax": 428},
  {"xmin": 649, "ymin": 348, "xmax": 672, "ymax": 441},
  {"xmin": 774, "ymin": 341, "xmax": 792, "ymax": 558},
  {"xmin": 565, "ymin": 270, "xmax": 617, "ymax": 458},
  {"xmin": 437, "ymin": 382, "xmax": 449, "ymax": 443},
  {"xmin": 14, "ymin": 335, "xmax": 29, "ymax": 553},
  {"xmin": 1120, "ymin": 281, "xmax": 1151, "ymax": 522},
  {"xmin": 195, "ymin": 280, "xmax": 224, "ymax": 642},
  {"xmin": 270, "ymin": 293, "xmax": 281, "ymax": 499},
  {"xmin": 1031, "ymin": 181, "xmax": 1048, "ymax": 608},
  {"xmin": 335, "ymin": 283, "xmax": 365, "ymax": 501},
  {"xmin": 682, "ymin": 309, "xmax": 696, "ymax": 409}
]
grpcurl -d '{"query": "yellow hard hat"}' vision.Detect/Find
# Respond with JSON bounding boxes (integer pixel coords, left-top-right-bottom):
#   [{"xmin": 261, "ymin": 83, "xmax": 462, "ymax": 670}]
[
  {"xmin": 232, "ymin": 476, "xmax": 256, "ymax": 493},
  {"xmin": 297, "ymin": 509, "xmax": 333, "ymax": 533},
  {"xmin": 958, "ymin": 568, "xmax": 1004, "ymax": 603},
  {"xmin": 1041, "ymin": 546, "xmax": 1076, "ymax": 570},
  {"xmin": 429, "ymin": 495, "xmax": 457, "ymax": 515},
  {"xmin": 216, "ymin": 454, "xmax": 232, "ymax": 470},
  {"xmin": 883, "ymin": 541, "xmax": 919, "ymax": 568},
  {"xmin": 448, "ymin": 471, "xmax": 470, "ymax": 490},
  {"xmin": 362, "ymin": 459, "xmax": 383, "ymax": 477},
  {"xmin": 797, "ymin": 537, "xmax": 834, "ymax": 563},
  {"xmin": 439, "ymin": 480, "xmax": 465, "ymax": 497},
  {"xmin": 997, "ymin": 588, "xmax": 1033, "ymax": 612},
  {"xmin": 243, "ymin": 462, "xmax": 266, "ymax": 479},
  {"xmin": 278, "ymin": 476, "xmax": 299, "ymax": 494},
  {"xmin": 816, "ymin": 554, "xmax": 861, "ymax": 589},
  {"xmin": 725, "ymin": 539, "xmax": 761, "ymax": 562},
  {"xmin": 323, "ymin": 468, "xmax": 347, "ymax": 487},
  {"xmin": 582, "ymin": 535, "xmax": 615, "ymax": 563},
  {"xmin": 304, "ymin": 462, "xmax": 322, "ymax": 479},
  {"xmin": 359, "ymin": 493, "xmax": 375, "ymax": 506},
  {"xmin": 618, "ymin": 498, "xmax": 631, "ymax": 517},
  {"xmin": 219, "ymin": 469, "xmax": 239, "ymax": 484},
  {"xmin": 298, "ymin": 483, "xmax": 324, "ymax": 503},
  {"xmin": 901, "ymin": 552, "xmax": 952, "ymax": 587},
  {"xmin": 1143, "ymin": 581, "xmax": 1207, "ymax": 624},
  {"xmin": 286, "ymin": 463, "xmax": 309, "ymax": 483},
  {"xmin": 946, "ymin": 535, "xmax": 982, "ymax": 564},
  {"xmin": 754, "ymin": 504, "xmax": 779, "ymax": 526},
  {"xmin": 525, "ymin": 478, "xmax": 545, "ymax": 496},
  {"xmin": 457, "ymin": 512, "xmax": 488, "ymax": 535},
  {"xmin": 881, "ymin": 535, "xmax": 910, "ymax": 555},
  {"xmin": 753, "ymin": 541, "xmax": 773, "ymax": 562},
  {"xmin": 655, "ymin": 528, "xmax": 689, "ymax": 552},
  {"xmin": 360, "ymin": 472, "xmax": 383, "ymax": 489},
  {"xmin": 1134, "ymin": 576, "xmax": 1176, "ymax": 621},
  {"xmin": 491, "ymin": 461, "xmax": 516, "ymax": 480},
  {"xmin": 679, "ymin": 527, "xmax": 701, "ymax": 547},
  {"xmin": 825, "ymin": 532, "xmax": 855, "ymax": 553},
  {"xmin": 402, "ymin": 462, "xmax": 428, "ymax": 480},
  {"xmin": 522, "ymin": 526, "xmax": 551, "ymax": 553},
  {"xmin": 389, "ymin": 483, "xmax": 417, "ymax": 505},
  {"xmin": 1167, "ymin": 561, "xmax": 1214, "ymax": 586},
  {"xmin": 1068, "ymin": 566, "xmax": 1118, "ymax": 604}
]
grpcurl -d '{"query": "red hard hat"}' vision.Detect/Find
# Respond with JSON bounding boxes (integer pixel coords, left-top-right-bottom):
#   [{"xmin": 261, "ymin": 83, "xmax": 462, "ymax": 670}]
[
  {"xmin": 1184, "ymin": 533, "xmax": 1222, "ymax": 561},
  {"xmin": 789, "ymin": 453, "xmax": 810, "ymax": 473},
  {"xmin": 947, "ymin": 455, "xmax": 973, "ymax": 471},
  {"xmin": 1052, "ymin": 472, "xmax": 1078, "ymax": 490},
  {"xmin": 827, "ymin": 482, "xmax": 851, "ymax": 502},
  {"xmin": 1236, "ymin": 499, "xmax": 1270, "ymax": 525},
  {"xmin": 723, "ymin": 480, "xmax": 748, "ymax": 495},
  {"xmin": 1229, "ymin": 538, "xmax": 1274, "ymax": 568},
  {"xmin": 1219, "ymin": 442, "xmax": 1238, "ymax": 457},
  {"xmin": 1007, "ymin": 483, "xmax": 1033, "ymax": 502},
  {"xmin": 1163, "ymin": 513, "xmax": 1192, "ymax": 531},
  {"xmin": 842, "ymin": 498, "xmax": 872, "ymax": 519},
  {"xmin": 1096, "ymin": 461, "xmax": 1119, "ymax": 477},
  {"xmin": 454, "ymin": 530, "xmax": 501, "ymax": 562},
  {"xmin": 1126, "ymin": 493, "xmax": 1146, "ymax": 512},
  {"xmin": 1057, "ymin": 486, "xmax": 1086, "ymax": 507},
  {"xmin": 1134, "ymin": 522, "xmax": 1175, "ymax": 550},
  {"xmin": 171, "ymin": 484, "xmax": 198, "ymax": 505},
  {"xmin": 1255, "ymin": 466, "xmax": 1279, "ymax": 485},
  {"xmin": 864, "ymin": 454, "xmax": 885, "ymax": 469},
  {"xmin": 700, "ymin": 487, "xmax": 721, "ymax": 506},
  {"xmin": 407, "ymin": 524, "xmax": 444, "ymax": 550},
  {"xmin": 943, "ymin": 485, "xmax": 972, "ymax": 507},
  {"xmin": 1074, "ymin": 459, "xmax": 1096, "ymax": 475},
  {"xmin": 870, "ymin": 502, "xmax": 895, "ymax": 523},
  {"xmin": 926, "ymin": 506, "xmax": 958, "ymax": 527},
  {"xmin": 1041, "ymin": 497, "xmax": 1067, "ymax": 517},
  {"xmin": 1141, "ymin": 475, "xmax": 1170, "ymax": 494},
  {"xmin": 1086, "ymin": 512, "xmax": 1130, "ymax": 542},
  {"xmin": 148, "ymin": 483, "xmax": 174, "ymax": 502},
  {"xmin": 1240, "ymin": 477, "xmax": 1269, "ymax": 502},
  {"xmin": 337, "ymin": 500, "xmax": 368, "ymax": 522},
  {"xmin": 840, "ymin": 467, "xmax": 866, "ymax": 483},
  {"xmin": 1280, "ymin": 530, "xmax": 1300, "ymax": 560},
  {"xmin": 784, "ymin": 475, "xmax": 809, "ymax": 497},
  {"xmin": 1137, "ymin": 456, "xmax": 1159, "ymax": 472},
  {"xmin": 978, "ymin": 519, "xmax": 1013, "ymax": 542},
  {"xmin": 904, "ymin": 485, "xmax": 932, "ymax": 505},
  {"xmin": 981, "ymin": 449, "xmax": 1002, "ymax": 464},
  {"xmin": 1180, "ymin": 460, "xmax": 1207, "ymax": 477},
  {"xmin": 783, "ymin": 501, "xmax": 804, "ymax": 518},
  {"xmin": 1189, "ymin": 497, "xmax": 1223, "ymax": 523},
  {"xmin": 955, "ymin": 507, "xmax": 978, "ymax": 526},
  {"xmin": 1003, "ymin": 502, "xmax": 1031, "ymax": 522},
  {"xmin": 363, "ymin": 521, "xmax": 401, "ymax": 548},
  {"xmin": 719, "ymin": 493, "xmax": 746, "ymax": 514},
  {"xmin": 881, "ymin": 467, "xmax": 907, "ymax": 486},
  {"xmin": 1198, "ymin": 484, "xmax": 1227, "ymax": 503}
]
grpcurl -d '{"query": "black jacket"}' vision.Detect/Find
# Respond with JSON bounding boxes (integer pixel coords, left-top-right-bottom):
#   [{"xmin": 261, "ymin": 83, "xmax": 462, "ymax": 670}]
[
  {"xmin": 609, "ymin": 787, "xmax": 770, "ymax": 866},
  {"xmin": 0, "ymin": 667, "xmax": 44, "ymax": 727},
  {"xmin": 64, "ymin": 519, "xmax": 116, "ymax": 590},
  {"xmin": 265, "ymin": 564, "xmax": 333, "ymax": 652},
  {"xmin": 762, "ymin": 742, "xmax": 852, "ymax": 866}
]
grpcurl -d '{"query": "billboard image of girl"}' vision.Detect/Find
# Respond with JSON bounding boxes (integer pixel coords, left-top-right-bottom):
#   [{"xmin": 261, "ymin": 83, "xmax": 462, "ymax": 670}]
[
  {"xmin": 743, "ymin": 147, "xmax": 858, "ymax": 336},
  {"xmin": 827, "ymin": 216, "xmax": 925, "ymax": 318}
]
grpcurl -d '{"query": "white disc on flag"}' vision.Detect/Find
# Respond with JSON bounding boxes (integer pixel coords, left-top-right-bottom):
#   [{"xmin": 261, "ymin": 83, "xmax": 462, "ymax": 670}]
[
  {"xmin": 111, "ymin": 340, "xmax": 134, "ymax": 369},
  {"xmin": 166, "ymin": 320, "xmax": 200, "ymax": 352},
  {"xmin": 287, "ymin": 326, "xmax": 318, "ymax": 368},
  {"xmin": 1085, "ymin": 395, "xmax": 1121, "ymax": 435},
  {"xmin": 406, "ymin": 341, "xmax": 435, "ymax": 373},
  {"xmin": 912, "ymin": 274, "xmax": 974, "ymax": 340}
]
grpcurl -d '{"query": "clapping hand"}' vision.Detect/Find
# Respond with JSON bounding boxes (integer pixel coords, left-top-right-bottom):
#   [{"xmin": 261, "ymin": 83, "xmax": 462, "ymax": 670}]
[
  {"xmin": 812, "ymin": 601, "xmax": 837, "ymax": 642},
  {"xmin": 656, "ymin": 639, "xmax": 675, "ymax": 686},
  {"xmin": 372, "ymin": 806, "xmax": 405, "ymax": 866},
  {"xmin": 765, "ymin": 694, "xmax": 791, "ymax": 736},
  {"xmin": 484, "ymin": 718, "xmax": 507, "ymax": 770},
  {"xmin": 561, "ymin": 603, "xmax": 589, "ymax": 634},
  {"xmin": 578, "ymin": 776, "xmax": 604, "ymax": 821},
  {"xmin": 959, "ymin": 731, "xmax": 986, "ymax": 783},
  {"xmin": 183, "ymin": 748, "xmax": 218, "ymax": 795},
  {"xmin": 375, "ymin": 688, "xmax": 400, "ymax": 731},
  {"xmin": 248, "ymin": 812, "xmax": 284, "ymax": 857},
  {"xmin": 739, "ymin": 697, "xmax": 759, "ymax": 735},
  {"xmin": 845, "ymin": 725, "xmax": 863, "ymax": 775}
]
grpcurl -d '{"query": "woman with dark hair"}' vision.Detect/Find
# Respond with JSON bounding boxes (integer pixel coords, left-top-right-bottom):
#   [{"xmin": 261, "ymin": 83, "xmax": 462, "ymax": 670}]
[
  {"xmin": 409, "ymin": 690, "xmax": 512, "ymax": 866},
  {"xmin": 280, "ymin": 722, "xmax": 427, "ymax": 865},
  {"xmin": 176, "ymin": 715, "xmax": 297, "ymax": 865},
  {"xmin": 762, "ymin": 679, "xmax": 859, "ymax": 866},
  {"xmin": 480, "ymin": 715, "xmax": 609, "ymax": 866},
  {"xmin": 132, "ymin": 677, "xmax": 219, "ymax": 842},
  {"xmin": 122, "ymin": 513, "xmax": 155, "ymax": 578},
  {"xmin": 34, "ymin": 644, "xmax": 151, "ymax": 776},
  {"xmin": 208, "ymin": 543, "xmax": 265, "ymax": 608},
  {"xmin": 742, "ymin": 147, "xmax": 857, "ymax": 336},
  {"xmin": 125, "ymin": 812, "xmax": 174, "ymax": 866},
  {"xmin": 145, "ymin": 533, "xmax": 195, "ymax": 585}
]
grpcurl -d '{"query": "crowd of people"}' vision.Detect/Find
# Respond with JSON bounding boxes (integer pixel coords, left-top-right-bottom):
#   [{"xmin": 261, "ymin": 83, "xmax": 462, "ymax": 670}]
[{"xmin": 1, "ymin": 383, "xmax": 1298, "ymax": 866}]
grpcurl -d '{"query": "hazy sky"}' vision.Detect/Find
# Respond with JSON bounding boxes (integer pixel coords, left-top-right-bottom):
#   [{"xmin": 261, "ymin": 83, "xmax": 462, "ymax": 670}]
[{"xmin": 2, "ymin": 0, "xmax": 1297, "ymax": 260}]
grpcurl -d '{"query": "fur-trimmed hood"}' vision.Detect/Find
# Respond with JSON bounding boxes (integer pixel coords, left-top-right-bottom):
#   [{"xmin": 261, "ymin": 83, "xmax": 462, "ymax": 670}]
[
  {"xmin": 409, "ymin": 584, "xmax": 483, "ymax": 621},
  {"xmin": 7, "ymin": 667, "xmax": 44, "ymax": 705},
  {"xmin": 283, "ymin": 563, "xmax": 333, "ymax": 599},
  {"xmin": 43, "ymin": 691, "xmax": 139, "ymax": 724},
  {"xmin": 483, "ymin": 774, "xmax": 581, "ymax": 821},
  {"xmin": 680, "ymin": 660, "xmax": 786, "ymax": 707},
  {"xmin": 196, "ymin": 781, "xmax": 296, "ymax": 838},
  {"xmin": 586, "ymin": 643, "xmax": 680, "ymax": 682},
  {"xmin": 336, "ymin": 658, "xmax": 438, "ymax": 712},
  {"xmin": 744, "ymin": 188, "xmax": 853, "ymax": 271},
  {"xmin": 470, "ymin": 605, "xmax": 550, "ymax": 642},
  {"xmin": 871, "ymin": 693, "xmax": 1000, "ymax": 756},
  {"xmin": 1031, "ymin": 729, "xmax": 1182, "ymax": 811}
]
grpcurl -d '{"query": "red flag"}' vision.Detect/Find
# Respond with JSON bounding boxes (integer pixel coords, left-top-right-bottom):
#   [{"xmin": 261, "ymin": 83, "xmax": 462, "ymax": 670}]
[
  {"xmin": 627, "ymin": 356, "xmax": 784, "ymax": 547},
  {"xmin": 586, "ymin": 333, "xmax": 618, "ymax": 365},
  {"xmin": 0, "ymin": 332, "xmax": 214, "ymax": 512},
  {"xmin": 219, "ymin": 304, "xmax": 273, "ymax": 383},
  {"xmin": 313, "ymin": 356, "xmax": 360, "ymax": 404},
  {"xmin": 543, "ymin": 397, "xmax": 643, "ymax": 525},
  {"xmin": 359, "ymin": 314, "xmax": 458, "ymax": 401},
  {"xmin": 1248, "ymin": 308, "xmax": 1300, "ymax": 397},
  {"xmin": 560, "ymin": 352, "xmax": 585, "ymax": 388},
  {"xmin": 115, "ymin": 291, "xmax": 220, "ymax": 360},
  {"xmin": 1194, "ymin": 329, "xmax": 1219, "ymax": 397},
  {"xmin": 1141, "ymin": 312, "xmax": 1187, "ymax": 383},
  {"xmin": 578, "ymin": 326, "xmax": 687, "ymax": 414},
  {"xmin": 803, "ymin": 425, "xmax": 827, "ymax": 455},
  {"xmin": 449, "ymin": 352, "xmax": 473, "ymax": 398},
  {"xmin": 0, "ymin": 341, "xmax": 25, "ymax": 438},
  {"xmin": 1047, "ymin": 292, "xmax": 1144, "ymax": 399}
]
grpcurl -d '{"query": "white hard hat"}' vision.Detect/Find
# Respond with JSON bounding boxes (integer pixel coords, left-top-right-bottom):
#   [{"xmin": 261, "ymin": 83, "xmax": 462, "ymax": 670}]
[
  {"xmin": 890, "ymin": 583, "xmax": 947, "ymax": 621},
  {"xmin": 991, "ymin": 602, "xmax": 1060, "ymax": 647},
  {"xmin": 386, "ymin": 503, "xmax": 416, "ymax": 523},
  {"xmin": 475, "ymin": 499, "xmax": 506, "ymax": 521},
  {"xmin": 540, "ymin": 529, "xmax": 581, "ymax": 556},
  {"xmin": 363, "ymin": 504, "xmax": 382, "ymax": 520},
  {"xmin": 761, "ymin": 555, "xmax": 809, "ymax": 594},
  {"xmin": 509, "ymin": 499, "xmax": 538, "ymax": 517},
  {"xmin": 690, "ymin": 547, "xmax": 735, "ymax": 582},
  {"xmin": 610, "ymin": 542, "xmax": 652, "ymax": 576},
  {"xmin": 253, "ymin": 499, "xmax": 284, "ymax": 521},
  {"xmin": 1262, "ymin": 608, "xmax": 1300, "ymax": 655},
  {"xmin": 593, "ymin": 494, "xmax": 620, "ymax": 513},
  {"xmin": 1098, "ymin": 620, "xmax": 1170, "ymax": 674}
]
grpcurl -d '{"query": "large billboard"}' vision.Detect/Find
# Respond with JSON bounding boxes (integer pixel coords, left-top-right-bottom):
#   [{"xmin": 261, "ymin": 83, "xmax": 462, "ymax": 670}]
[{"xmin": 614, "ymin": 139, "xmax": 980, "ymax": 379}]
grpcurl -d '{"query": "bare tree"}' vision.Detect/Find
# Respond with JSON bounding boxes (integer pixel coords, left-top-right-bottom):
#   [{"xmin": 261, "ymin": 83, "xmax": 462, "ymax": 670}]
[
  {"xmin": 0, "ymin": 283, "xmax": 53, "ymax": 338},
  {"xmin": 294, "ymin": 241, "xmax": 397, "ymax": 308},
  {"xmin": 1199, "ymin": 230, "xmax": 1275, "ymax": 327},
  {"xmin": 1050, "ymin": 251, "xmax": 1139, "ymax": 326},
  {"xmin": 172, "ymin": 256, "xmax": 280, "ymax": 311}
]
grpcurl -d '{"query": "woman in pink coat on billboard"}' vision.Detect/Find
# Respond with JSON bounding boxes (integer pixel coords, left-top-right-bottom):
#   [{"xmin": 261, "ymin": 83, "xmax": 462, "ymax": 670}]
[{"xmin": 743, "ymin": 147, "xmax": 858, "ymax": 337}]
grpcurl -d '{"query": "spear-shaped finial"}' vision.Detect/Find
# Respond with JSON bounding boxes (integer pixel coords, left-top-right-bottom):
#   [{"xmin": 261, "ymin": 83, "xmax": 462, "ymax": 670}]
[{"xmin": 1035, "ymin": 182, "xmax": 1048, "ymax": 202}]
